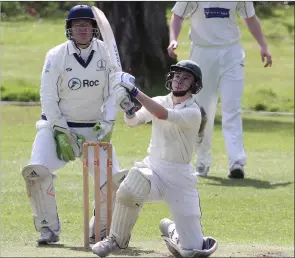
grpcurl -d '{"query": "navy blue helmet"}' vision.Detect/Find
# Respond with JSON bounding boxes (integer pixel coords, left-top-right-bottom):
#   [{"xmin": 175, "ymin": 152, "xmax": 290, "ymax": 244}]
[{"xmin": 65, "ymin": 5, "xmax": 99, "ymax": 40}]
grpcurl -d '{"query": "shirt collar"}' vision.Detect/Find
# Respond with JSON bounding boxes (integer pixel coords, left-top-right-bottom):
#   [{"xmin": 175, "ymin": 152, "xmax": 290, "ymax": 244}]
[
  {"xmin": 67, "ymin": 39, "xmax": 97, "ymax": 55},
  {"xmin": 168, "ymin": 93, "xmax": 194, "ymax": 109}
]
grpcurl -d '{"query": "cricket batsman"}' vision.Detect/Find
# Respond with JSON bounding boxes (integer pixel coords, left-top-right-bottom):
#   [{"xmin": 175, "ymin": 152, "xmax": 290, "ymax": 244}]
[
  {"xmin": 92, "ymin": 60, "xmax": 218, "ymax": 257},
  {"xmin": 21, "ymin": 5, "xmax": 130, "ymax": 245},
  {"xmin": 168, "ymin": 2, "xmax": 272, "ymax": 179}
]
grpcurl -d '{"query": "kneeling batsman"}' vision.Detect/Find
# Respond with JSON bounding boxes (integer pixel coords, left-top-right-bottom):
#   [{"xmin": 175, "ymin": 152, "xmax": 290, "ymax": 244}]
[{"xmin": 92, "ymin": 70, "xmax": 218, "ymax": 258}]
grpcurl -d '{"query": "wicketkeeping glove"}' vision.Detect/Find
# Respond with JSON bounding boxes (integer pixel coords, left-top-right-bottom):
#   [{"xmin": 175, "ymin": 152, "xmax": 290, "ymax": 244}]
[
  {"xmin": 53, "ymin": 125, "xmax": 85, "ymax": 162},
  {"xmin": 93, "ymin": 120, "xmax": 114, "ymax": 142}
]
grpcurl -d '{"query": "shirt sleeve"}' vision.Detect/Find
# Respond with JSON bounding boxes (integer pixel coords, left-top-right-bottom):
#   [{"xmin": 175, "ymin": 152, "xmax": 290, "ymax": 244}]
[
  {"xmin": 124, "ymin": 104, "xmax": 154, "ymax": 127},
  {"xmin": 167, "ymin": 106, "xmax": 201, "ymax": 130},
  {"xmin": 237, "ymin": 1, "xmax": 255, "ymax": 18},
  {"xmin": 40, "ymin": 50, "xmax": 66, "ymax": 127},
  {"xmin": 171, "ymin": 1, "xmax": 198, "ymax": 19}
]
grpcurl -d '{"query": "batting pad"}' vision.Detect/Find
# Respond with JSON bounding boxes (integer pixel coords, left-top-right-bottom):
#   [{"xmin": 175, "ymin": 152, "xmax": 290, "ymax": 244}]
[
  {"xmin": 22, "ymin": 164, "xmax": 60, "ymax": 233},
  {"xmin": 110, "ymin": 167, "xmax": 151, "ymax": 247}
]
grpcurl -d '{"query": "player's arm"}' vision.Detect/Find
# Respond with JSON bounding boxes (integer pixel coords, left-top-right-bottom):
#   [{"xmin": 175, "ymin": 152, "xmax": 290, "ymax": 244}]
[
  {"xmin": 134, "ymin": 90, "xmax": 201, "ymax": 130},
  {"xmin": 40, "ymin": 52, "xmax": 64, "ymax": 126},
  {"xmin": 40, "ymin": 51, "xmax": 84, "ymax": 161},
  {"xmin": 238, "ymin": 1, "xmax": 272, "ymax": 67},
  {"xmin": 168, "ymin": 2, "xmax": 197, "ymax": 58},
  {"xmin": 112, "ymin": 72, "xmax": 168, "ymax": 121},
  {"xmin": 124, "ymin": 104, "xmax": 153, "ymax": 127},
  {"xmin": 114, "ymin": 72, "xmax": 201, "ymax": 129}
]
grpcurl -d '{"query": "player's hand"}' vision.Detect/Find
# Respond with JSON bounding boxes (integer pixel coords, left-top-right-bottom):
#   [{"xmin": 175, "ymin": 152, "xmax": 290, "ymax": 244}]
[
  {"xmin": 111, "ymin": 72, "xmax": 139, "ymax": 98},
  {"xmin": 54, "ymin": 129, "xmax": 75, "ymax": 162},
  {"xmin": 53, "ymin": 126, "xmax": 85, "ymax": 161},
  {"xmin": 261, "ymin": 46, "xmax": 272, "ymax": 67},
  {"xmin": 93, "ymin": 120, "xmax": 114, "ymax": 142},
  {"xmin": 167, "ymin": 40, "xmax": 178, "ymax": 59}
]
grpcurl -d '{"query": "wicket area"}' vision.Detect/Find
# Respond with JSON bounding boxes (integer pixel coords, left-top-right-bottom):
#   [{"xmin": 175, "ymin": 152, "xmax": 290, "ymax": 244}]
[{"xmin": 82, "ymin": 142, "xmax": 113, "ymax": 248}]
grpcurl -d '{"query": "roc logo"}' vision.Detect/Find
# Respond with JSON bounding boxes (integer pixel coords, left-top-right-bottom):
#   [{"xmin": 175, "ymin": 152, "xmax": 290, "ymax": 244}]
[
  {"xmin": 97, "ymin": 59, "xmax": 107, "ymax": 71},
  {"xmin": 68, "ymin": 78, "xmax": 100, "ymax": 90},
  {"xmin": 68, "ymin": 78, "xmax": 81, "ymax": 90}
]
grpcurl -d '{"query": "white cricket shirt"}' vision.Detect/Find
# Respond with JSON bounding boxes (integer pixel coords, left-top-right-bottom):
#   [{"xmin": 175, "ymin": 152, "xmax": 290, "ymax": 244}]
[
  {"xmin": 125, "ymin": 94, "xmax": 201, "ymax": 164},
  {"xmin": 172, "ymin": 1, "xmax": 255, "ymax": 47},
  {"xmin": 40, "ymin": 39, "xmax": 117, "ymax": 124}
]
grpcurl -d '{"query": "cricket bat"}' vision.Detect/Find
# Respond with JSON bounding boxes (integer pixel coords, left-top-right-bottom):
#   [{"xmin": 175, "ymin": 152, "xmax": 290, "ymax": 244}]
[{"xmin": 91, "ymin": 6, "xmax": 122, "ymax": 71}]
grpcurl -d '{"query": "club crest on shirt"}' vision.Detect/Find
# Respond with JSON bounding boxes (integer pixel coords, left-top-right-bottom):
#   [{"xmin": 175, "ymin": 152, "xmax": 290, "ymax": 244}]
[
  {"xmin": 68, "ymin": 78, "xmax": 82, "ymax": 90},
  {"xmin": 96, "ymin": 59, "xmax": 107, "ymax": 71},
  {"xmin": 204, "ymin": 8, "xmax": 230, "ymax": 18}
]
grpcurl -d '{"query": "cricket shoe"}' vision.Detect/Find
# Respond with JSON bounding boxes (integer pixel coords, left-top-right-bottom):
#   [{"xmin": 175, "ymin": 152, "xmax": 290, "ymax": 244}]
[
  {"xmin": 196, "ymin": 164, "xmax": 210, "ymax": 177},
  {"xmin": 163, "ymin": 235, "xmax": 218, "ymax": 258},
  {"xmin": 159, "ymin": 218, "xmax": 181, "ymax": 257},
  {"xmin": 160, "ymin": 219, "xmax": 218, "ymax": 257},
  {"xmin": 228, "ymin": 163, "xmax": 245, "ymax": 179},
  {"xmin": 92, "ymin": 235, "xmax": 124, "ymax": 257},
  {"xmin": 37, "ymin": 227, "xmax": 59, "ymax": 245}
]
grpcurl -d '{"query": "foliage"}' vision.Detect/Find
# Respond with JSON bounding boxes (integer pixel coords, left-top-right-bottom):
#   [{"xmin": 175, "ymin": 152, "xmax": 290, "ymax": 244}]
[
  {"xmin": 0, "ymin": 1, "xmax": 95, "ymax": 20},
  {"xmin": 1, "ymin": 1, "xmax": 291, "ymax": 20}
]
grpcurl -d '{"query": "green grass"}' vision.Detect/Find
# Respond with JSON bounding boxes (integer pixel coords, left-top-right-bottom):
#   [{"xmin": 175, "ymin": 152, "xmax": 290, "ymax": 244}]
[
  {"xmin": 1, "ymin": 5, "xmax": 294, "ymax": 112},
  {"xmin": 0, "ymin": 106, "xmax": 294, "ymax": 256}
]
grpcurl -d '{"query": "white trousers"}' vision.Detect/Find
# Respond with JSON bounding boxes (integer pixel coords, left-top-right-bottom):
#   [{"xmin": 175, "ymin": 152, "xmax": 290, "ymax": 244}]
[
  {"xmin": 191, "ymin": 42, "xmax": 246, "ymax": 169},
  {"xmin": 138, "ymin": 156, "xmax": 203, "ymax": 249},
  {"xmin": 25, "ymin": 119, "xmax": 121, "ymax": 233}
]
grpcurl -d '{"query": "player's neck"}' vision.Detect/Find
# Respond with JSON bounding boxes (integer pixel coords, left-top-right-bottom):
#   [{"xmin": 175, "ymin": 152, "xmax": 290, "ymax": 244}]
[
  {"xmin": 172, "ymin": 93, "xmax": 191, "ymax": 105},
  {"xmin": 77, "ymin": 43, "xmax": 91, "ymax": 49}
]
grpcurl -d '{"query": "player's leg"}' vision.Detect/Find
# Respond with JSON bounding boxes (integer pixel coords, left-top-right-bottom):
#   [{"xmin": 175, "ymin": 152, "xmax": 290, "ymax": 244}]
[
  {"xmin": 191, "ymin": 45, "xmax": 220, "ymax": 176},
  {"xmin": 219, "ymin": 43, "xmax": 246, "ymax": 179},
  {"xmin": 89, "ymin": 169, "xmax": 128, "ymax": 243},
  {"xmin": 92, "ymin": 166, "xmax": 163, "ymax": 257},
  {"xmin": 78, "ymin": 128, "xmax": 130, "ymax": 242},
  {"xmin": 161, "ymin": 186, "xmax": 218, "ymax": 257},
  {"xmin": 22, "ymin": 120, "xmax": 66, "ymax": 245}
]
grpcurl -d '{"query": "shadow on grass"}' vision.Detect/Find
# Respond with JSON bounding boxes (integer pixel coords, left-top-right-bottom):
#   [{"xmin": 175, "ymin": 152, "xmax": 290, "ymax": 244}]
[
  {"xmin": 214, "ymin": 116, "xmax": 294, "ymax": 133},
  {"xmin": 121, "ymin": 246, "xmax": 166, "ymax": 256},
  {"xmin": 36, "ymin": 243, "xmax": 159, "ymax": 256},
  {"xmin": 203, "ymin": 176, "xmax": 293, "ymax": 189},
  {"xmin": 37, "ymin": 243, "xmax": 91, "ymax": 252}
]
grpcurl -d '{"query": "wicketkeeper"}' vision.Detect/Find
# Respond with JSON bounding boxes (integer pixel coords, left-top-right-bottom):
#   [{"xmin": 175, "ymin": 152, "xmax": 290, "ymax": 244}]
[
  {"xmin": 92, "ymin": 60, "xmax": 218, "ymax": 257},
  {"xmin": 21, "ymin": 5, "xmax": 131, "ymax": 245}
]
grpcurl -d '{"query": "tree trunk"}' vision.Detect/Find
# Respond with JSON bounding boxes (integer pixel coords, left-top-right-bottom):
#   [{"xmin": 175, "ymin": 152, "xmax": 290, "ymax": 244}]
[{"xmin": 95, "ymin": 1, "xmax": 175, "ymax": 90}]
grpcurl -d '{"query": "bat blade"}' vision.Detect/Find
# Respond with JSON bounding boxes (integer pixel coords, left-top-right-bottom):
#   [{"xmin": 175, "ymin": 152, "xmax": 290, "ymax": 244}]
[{"xmin": 92, "ymin": 6, "xmax": 122, "ymax": 71}]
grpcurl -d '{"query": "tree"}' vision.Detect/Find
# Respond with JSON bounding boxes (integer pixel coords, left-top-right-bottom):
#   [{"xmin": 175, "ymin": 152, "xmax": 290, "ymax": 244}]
[{"xmin": 95, "ymin": 2, "xmax": 176, "ymax": 90}]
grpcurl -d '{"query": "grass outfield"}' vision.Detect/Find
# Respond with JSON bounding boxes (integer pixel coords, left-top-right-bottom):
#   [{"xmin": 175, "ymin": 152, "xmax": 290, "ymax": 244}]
[
  {"xmin": 1, "ymin": 5, "xmax": 294, "ymax": 111},
  {"xmin": 0, "ymin": 105, "xmax": 294, "ymax": 257}
]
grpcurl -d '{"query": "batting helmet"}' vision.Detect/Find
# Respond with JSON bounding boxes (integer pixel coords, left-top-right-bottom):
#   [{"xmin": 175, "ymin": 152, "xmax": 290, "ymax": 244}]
[
  {"xmin": 165, "ymin": 60, "xmax": 203, "ymax": 95},
  {"xmin": 65, "ymin": 5, "xmax": 99, "ymax": 40}
]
